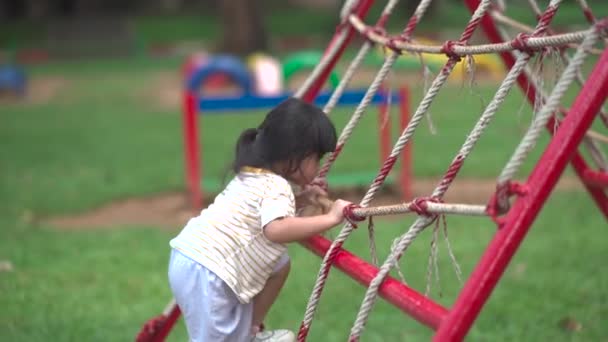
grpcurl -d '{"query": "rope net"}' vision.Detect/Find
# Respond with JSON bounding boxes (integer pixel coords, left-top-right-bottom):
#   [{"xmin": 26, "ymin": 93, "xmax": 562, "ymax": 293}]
[{"xmin": 293, "ymin": 0, "xmax": 608, "ymax": 340}]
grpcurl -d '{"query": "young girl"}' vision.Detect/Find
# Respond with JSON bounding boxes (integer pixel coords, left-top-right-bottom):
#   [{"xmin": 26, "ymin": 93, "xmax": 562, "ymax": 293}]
[{"xmin": 168, "ymin": 98, "xmax": 352, "ymax": 342}]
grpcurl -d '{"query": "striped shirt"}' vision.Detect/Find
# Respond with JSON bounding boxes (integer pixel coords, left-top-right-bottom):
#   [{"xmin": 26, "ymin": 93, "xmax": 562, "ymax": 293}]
[{"xmin": 170, "ymin": 167, "xmax": 295, "ymax": 304}]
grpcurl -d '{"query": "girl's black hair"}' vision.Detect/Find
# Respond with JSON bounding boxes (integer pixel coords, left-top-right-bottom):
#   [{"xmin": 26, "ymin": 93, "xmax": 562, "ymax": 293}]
[{"xmin": 232, "ymin": 97, "xmax": 337, "ymax": 177}]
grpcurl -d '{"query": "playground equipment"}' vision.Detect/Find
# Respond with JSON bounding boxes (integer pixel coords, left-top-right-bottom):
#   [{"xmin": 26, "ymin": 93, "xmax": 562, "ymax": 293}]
[
  {"xmin": 247, "ymin": 52, "xmax": 283, "ymax": 96},
  {"xmin": 181, "ymin": 70, "xmax": 412, "ymax": 210},
  {"xmin": 137, "ymin": 0, "xmax": 608, "ymax": 340},
  {"xmin": 0, "ymin": 64, "xmax": 27, "ymax": 96},
  {"xmin": 283, "ymin": 50, "xmax": 341, "ymax": 89},
  {"xmin": 182, "ymin": 50, "xmax": 341, "ymax": 95}
]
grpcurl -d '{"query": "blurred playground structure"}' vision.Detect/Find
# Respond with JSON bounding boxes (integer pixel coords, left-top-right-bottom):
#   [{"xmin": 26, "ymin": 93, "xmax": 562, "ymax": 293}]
[{"xmin": 180, "ymin": 51, "xmax": 413, "ymax": 209}]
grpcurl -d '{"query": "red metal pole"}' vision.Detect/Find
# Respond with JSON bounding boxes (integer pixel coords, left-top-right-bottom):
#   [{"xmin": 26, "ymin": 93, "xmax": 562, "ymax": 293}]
[
  {"xmin": 377, "ymin": 85, "xmax": 392, "ymax": 165},
  {"xmin": 153, "ymin": 305, "xmax": 181, "ymax": 342},
  {"xmin": 301, "ymin": 235, "xmax": 448, "ymax": 329},
  {"xmin": 399, "ymin": 86, "xmax": 412, "ymax": 201},
  {"xmin": 463, "ymin": 0, "xmax": 608, "ymax": 220},
  {"xmin": 183, "ymin": 91, "xmax": 202, "ymax": 210},
  {"xmin": 434, "ymin": 47, "xmax": 608, "ymax": 342},
  {"xmin": 301, "ymin": 0, "xmax": 375, "ymax": 102},
  {"xmin": 581, "ymin": 169, "xmax": 608, "ymax": 189}
]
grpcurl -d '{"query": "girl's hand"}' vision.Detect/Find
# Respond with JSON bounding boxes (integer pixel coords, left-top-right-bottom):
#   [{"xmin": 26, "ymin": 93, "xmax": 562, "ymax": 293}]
[
  {"xmin": 328, "ymin": 199, "xmax": 352, "ymax": 225},
  {"xmin": 295, "ymin": 183, "xmax": 328, "ymax": 211}
]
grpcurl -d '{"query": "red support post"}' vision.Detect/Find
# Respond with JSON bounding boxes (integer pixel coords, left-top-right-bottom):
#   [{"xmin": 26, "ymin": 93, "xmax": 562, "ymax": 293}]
[
  {"xmin": 581, "ymin": 169, "xmax": 608, "ymax": 189},
  {"xmin": 183, "ymin": 91, "xmax": 202, "ymax": 210},
  {"xmin": 399, "ymin": 86, "xmax": 412, "ymax": 201},
  {"xmin": 434, "ymin": 47, "xmax": 608, "ymax": 342},
  {"xmin": 301, "ymin": 235, "xmax": 448, "ymax": 330}
]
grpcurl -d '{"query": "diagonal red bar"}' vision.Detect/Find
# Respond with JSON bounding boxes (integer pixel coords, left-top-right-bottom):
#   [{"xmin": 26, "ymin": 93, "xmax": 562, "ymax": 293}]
[
  {"xmin": 434, "ymin": 45, "xmax": 608, "ymax": 341},
  {"xmin": 301, "ymin": 235, "xmax": 448, "ymax": 330},
  {"xmin": 581, "ymin": 169, "xmax": 608, "ymax": 188}
]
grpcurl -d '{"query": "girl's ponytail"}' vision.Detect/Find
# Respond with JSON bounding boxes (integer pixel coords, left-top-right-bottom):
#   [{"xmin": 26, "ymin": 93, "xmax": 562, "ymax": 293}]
[{"xmin": 232, "ymin": 128, "xmax": 260, "ymax": 173}]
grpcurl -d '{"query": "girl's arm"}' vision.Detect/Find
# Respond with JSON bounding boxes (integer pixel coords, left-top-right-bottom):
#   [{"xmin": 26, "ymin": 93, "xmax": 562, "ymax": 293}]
[{"xmin": 264, "ymin": 199, "xmax": 351, "ymax": 243}]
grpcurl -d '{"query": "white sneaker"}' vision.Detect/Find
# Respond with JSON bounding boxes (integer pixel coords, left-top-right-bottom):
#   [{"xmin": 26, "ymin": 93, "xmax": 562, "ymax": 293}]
[{"xmin": 252, "ymin": 329, "xmax": 296, "ymax": 342}]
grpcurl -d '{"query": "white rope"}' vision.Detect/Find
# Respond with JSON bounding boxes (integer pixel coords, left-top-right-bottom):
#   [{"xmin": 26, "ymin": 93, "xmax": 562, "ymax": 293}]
[
  {"xmin": 519, "ymin": 0, "xmax": 608, "ymax": 169},
  {"xmin": 298, "ymin": 0, "xmax": 436, "ymax": 337},
  {"xmin": 350, "ymin": 201, "xmax": 488, "ymax": 217},
  {"xmin": 293, "ymin": 31, "xmax": 349, "ymax": 99},
  {"xmin": 348, "ymin": 15, "xmax": 606, "ymax": 57},
  {"xmin": 490, "ymin": 10, "xmax": 604, "ymax": 55},
  {"xmin": 340, "ymin": 0, "xmax": 360, "ymax": 21},
  {"xmin": 293, "ymin": 0, "xmax": 365, "ymax": 99},
  {"xmin": 348, "ymin": 1, "xmax": 563, "ymax": 338},
  {"xmin": 323, "ymin": 0, "xmax": 401, "ymax": 114},
  {"xmin": 497, "ymin": 20, "xmax": 603, "ymax": 186}
]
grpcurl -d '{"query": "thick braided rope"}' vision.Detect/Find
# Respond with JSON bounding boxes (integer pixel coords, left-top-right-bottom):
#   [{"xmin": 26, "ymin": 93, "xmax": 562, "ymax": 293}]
[
  {"xmin": 489, "ymin": 11, "xmax": 604, "ymax": 55},
  {"xmin": 525, "ymin": 0, "xmax": 608, "ymax": 169},
  {"xmin": 324, "ymin": 0, "xmax": 401, "ymax": 114},
  {"xmin": 528, "ymin": 0, "xmax": 608, "ymax": 130},
  {"xmin": 317, "ymin": 0, "xmax": 434, "ymax": 179},
  {"xmin": 320, "ymin": 0, "xmax": 434, "ymax": 269},
  {"xmin": 294, "ymin": 0, "xmax": 359, "ymax": 99},
  {"xmin": 348, "ymin": 15, "xmax": 601, "ymax": 56},
  {"xmin": 523, "ymin": 0, "xmax": 608, "ymax": 167},
  {"xmin": 293, "ymin": 30, "xmax": 349, "ymax": 99},
  {"xmin": 345, "ymin": 199, "xmax": 487, "ymax": 217},
  {"xmin": 497, "ymin": 22, "xmax": 604, "ymax": 188},
  {"xmin": 296, "ymin": 1, "xmax": 435, "ymax": 340},
  {"xmin": 316, "ymin": 0, "xmax": 434, "ymax": 264},
  {"xmin": 492, "ymin": 9, "xmax": 608, "ymax": 129},
  {"xmin": 340, "ymin": 0, "xmax": 360, "ymax": 21},
  {"xmin": 492, "ymin": 14, "xmax": 608, "ymax": 173},
  {"xmin": 347, "ymin": 2, "xmax": 563, "ymax": 339}
]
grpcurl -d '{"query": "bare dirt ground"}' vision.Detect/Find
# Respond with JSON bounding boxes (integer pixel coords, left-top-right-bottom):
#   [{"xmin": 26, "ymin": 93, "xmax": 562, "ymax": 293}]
[
  {"xmin": 0, "ymin": 76, "xmax": 68, "ymax": 105},
  {"xmin": 47, "ymin": 177, "xmax": 583, "ymax": 230}
]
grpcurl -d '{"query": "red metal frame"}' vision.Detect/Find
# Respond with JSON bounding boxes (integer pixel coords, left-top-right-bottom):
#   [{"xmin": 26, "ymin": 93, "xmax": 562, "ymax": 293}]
[
  {"xmin": 183, "ymin": 91, "xmax": 202, "ymax": 209},
  {"xmin": 301, "ymin": 235, "xmax": 448, "ymax": 329},
  {"xmin": 581, "ymin": 169, "xmax": 608, "ymax": 189},
  {"xmin": 462, "ymin": 0, "xmax": 608, "ymax": 220},
  {"xmin": 431, "ymin": 1, "xmax": 608, "ymax": 339},
  {"xmin": 139, "ymin": 0, "xmax": 607, "ymax": 340},
  {"xmin": 435, "ymin": 46, "xmax": 608, "ymax": 341}
]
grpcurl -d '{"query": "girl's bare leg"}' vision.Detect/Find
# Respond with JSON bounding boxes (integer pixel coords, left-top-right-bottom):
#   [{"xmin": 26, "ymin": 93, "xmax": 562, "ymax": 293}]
[{"xmin": 251, "ymin": 261, "xmax": 291, "ymax": 333}]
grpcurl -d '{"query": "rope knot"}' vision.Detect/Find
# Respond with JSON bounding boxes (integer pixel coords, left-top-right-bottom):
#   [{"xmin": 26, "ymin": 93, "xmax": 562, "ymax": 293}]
[
  {"xmin": 343, "ymin": 204, "xmax": 365, "ymax": 228},
  {"xmin": 363, "ymin": 25, "xmax": 387, "ymax": 45},
  {"xmin": 336, "ymin": 7, "xmax": 357, "ymax": 32},
  {"xmin": 595, "ymin": 18, "xmax": 608, "ymax": 34},
  {"xmin": 409, "ymin": 196, "xmax": 442, "ymax": 217},
  {"xmin": 512, "ymin": 33, "xmax": 535, "ymax": 55},
  {"xmin": 385, "ymin": 33, "xmax": 408, "ymax": 55},
  {"xmin": 441, "ymin": 40, "xmax": 463, "ymax": 61},
  {"xmin": 486, "ymin": 181, "xmax": 529, "ymax": 227}
]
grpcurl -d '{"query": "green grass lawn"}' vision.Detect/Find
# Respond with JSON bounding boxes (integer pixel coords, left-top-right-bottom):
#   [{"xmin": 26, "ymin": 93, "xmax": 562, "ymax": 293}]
[{"xmin": 1, "ymin": 56, "xmax": 606, "ymax": 341}]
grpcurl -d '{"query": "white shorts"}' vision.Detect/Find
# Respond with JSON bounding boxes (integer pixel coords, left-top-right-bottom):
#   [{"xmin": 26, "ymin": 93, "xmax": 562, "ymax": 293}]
[{"xmin": 168, "ymin": 249, "xmax": 289, "ymax": 342}]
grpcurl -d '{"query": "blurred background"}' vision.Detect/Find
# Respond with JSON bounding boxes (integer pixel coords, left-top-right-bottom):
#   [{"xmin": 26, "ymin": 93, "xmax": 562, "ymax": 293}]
[{"xmin": 1, "ymin": 1, "xmax": 607, "ymax": 341}]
